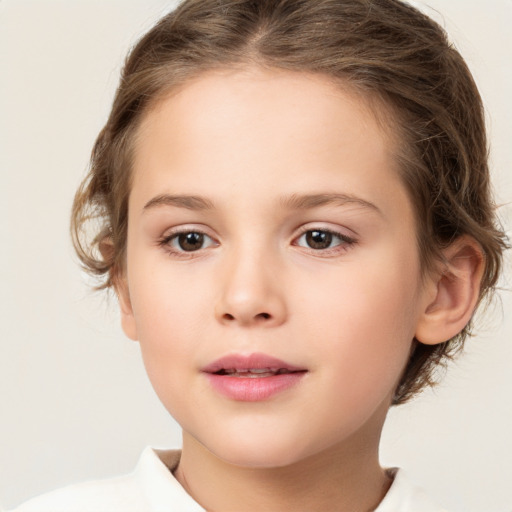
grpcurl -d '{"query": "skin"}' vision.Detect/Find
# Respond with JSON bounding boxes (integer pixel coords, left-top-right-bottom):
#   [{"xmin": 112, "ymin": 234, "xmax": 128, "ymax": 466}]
[{"xmin": 117, "ymin": 68, "xmax": 481, "ymax": 511}]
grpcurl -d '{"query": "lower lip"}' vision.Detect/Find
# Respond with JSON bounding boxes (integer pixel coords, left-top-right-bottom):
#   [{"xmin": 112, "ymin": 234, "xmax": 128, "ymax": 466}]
[{"xmin": 204, "ymin": 372, "xmax": 306, "ymax": 401}]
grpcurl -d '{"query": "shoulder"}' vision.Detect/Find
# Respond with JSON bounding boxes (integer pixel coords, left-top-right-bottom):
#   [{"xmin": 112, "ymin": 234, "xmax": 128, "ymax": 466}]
[
  {"xmin": 375, "ymin": 469, "xmax": 449, "ymax": 512},
  {"xmin": 9, "ymin": 448, "xmax": 203, "ymax": 512},
  {"xmin": 8, "ymin": 474, "xmax": 145, "ymax": 512}
]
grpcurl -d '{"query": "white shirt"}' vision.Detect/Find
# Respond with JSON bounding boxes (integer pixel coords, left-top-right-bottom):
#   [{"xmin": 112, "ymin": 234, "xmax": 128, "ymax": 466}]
[{"xmin": 8, "ymin": 447, "xmax": 448, "ymax": 512}]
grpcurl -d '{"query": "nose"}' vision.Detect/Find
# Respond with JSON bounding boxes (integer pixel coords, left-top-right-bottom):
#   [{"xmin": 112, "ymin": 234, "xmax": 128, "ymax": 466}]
[{"xmin": 214, "ymin": 248, "xmax": 287, "ymax": 328}]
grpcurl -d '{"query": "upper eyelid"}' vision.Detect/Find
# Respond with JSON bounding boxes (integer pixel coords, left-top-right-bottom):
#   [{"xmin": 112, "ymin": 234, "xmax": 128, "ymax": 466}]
[
  {"xmin": 164, "ymin": 229, "xmax": 214, "ymax": 241},
  {"xmin": 158, "ymin": 223, "xmax": 358, "ymax": 243},
  {"xmin": 161, "ymin": 224, "xmax": 216, "ymax": 238},
  {"xmin": 293, "ymin": 229, "xmax": 356, "ymax": 247},
  {"xmin": 159, "ymin": 229, "xmax": 217, "ymax": 257},
  {"xmin": 158, "ymin": 227, "xmax": 218, "ymax": 254},
  {"xmin": 292, "ymin": 223, "xmax": 358, "ymax": 240}
]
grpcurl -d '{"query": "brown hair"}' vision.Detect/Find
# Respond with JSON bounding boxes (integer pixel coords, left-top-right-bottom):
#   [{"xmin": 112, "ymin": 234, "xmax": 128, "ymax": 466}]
[{"xmin": 71, "ymin": 0, "xmax": 508, "ymax": 404}]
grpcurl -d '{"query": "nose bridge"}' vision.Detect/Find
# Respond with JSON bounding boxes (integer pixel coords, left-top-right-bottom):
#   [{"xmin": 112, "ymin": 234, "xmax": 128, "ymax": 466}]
[{"xmin": 215, "ymin": 238, "xmax": 287, "ymax": 327}]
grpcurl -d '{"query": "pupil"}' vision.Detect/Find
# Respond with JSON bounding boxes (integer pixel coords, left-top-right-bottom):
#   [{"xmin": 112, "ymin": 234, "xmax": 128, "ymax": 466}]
[
  {"xmin": 306, "ymin": 230, "xmax": 332, "ymax": 249},
  {"xmin": 178, "ymin": 232, "xmax": 204, "ymax": 251}
]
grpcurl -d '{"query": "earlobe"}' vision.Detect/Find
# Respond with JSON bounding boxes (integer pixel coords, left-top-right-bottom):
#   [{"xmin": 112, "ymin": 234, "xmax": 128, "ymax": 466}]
[
  {"xmin": 114, "ymin": 274, "xmax": 139, "ymax": 341},
  {"xmin": 99, "ymin": 235, "xmax": 139, "ymax": 341},
  {"xmin": 415, "ymin": 236, "xmax": 485, "ymax": 345}
]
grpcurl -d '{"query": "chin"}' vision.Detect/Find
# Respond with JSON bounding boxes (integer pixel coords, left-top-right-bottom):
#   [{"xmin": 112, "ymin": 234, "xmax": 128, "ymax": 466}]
[
  {"xmin": 203, "ymin": 431, "xmax": 320, "ymax": 469},
  {"xmin": 219, "ymin": 449, "xmax": 305, "ymax": 469}
]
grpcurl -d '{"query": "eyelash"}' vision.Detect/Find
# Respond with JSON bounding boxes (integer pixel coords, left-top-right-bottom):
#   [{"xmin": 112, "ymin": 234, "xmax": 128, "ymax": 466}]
[
  {"xmin": 293, "ymin": 227, "xmax": 357, "ymax": 256},
  {"xmin": 158, "ymin": 228, "xmax": 217, "ymax": 259},
  {"xmin": 158, "ymin": 227, "xmax": 357, "ymax": 258}
]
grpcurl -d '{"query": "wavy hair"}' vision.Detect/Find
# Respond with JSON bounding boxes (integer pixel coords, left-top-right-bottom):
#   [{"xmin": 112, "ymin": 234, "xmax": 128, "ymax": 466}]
[{"xmin": 71, "ymin": 0, "xmax": 508, "ymax": 404}]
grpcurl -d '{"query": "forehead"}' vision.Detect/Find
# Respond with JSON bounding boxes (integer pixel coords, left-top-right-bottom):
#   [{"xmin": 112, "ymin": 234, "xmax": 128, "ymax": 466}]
[
  {"xmin": 136, "ymin": 67, "xmax": 396, "ymax": 159},
  {"xmin": 131, "ymin": 67, "xmax": 408, "ymax": 219}
]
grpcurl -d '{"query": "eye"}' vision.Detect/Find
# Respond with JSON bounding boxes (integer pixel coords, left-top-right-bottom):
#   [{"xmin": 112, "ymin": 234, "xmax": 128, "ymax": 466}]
[
  {"xmin": 295, "ymin": 229, "xmax": 354, "ymax": 251},
  {"xmin": 165, "ymin": 231, "xmax": 216, "ymax": 252}
]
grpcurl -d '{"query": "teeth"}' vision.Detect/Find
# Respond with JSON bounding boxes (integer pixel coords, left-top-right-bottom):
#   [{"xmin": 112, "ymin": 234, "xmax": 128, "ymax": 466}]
[{"xmin": 218, "ymin": 368, "xmax": 293, "ymax": 377}]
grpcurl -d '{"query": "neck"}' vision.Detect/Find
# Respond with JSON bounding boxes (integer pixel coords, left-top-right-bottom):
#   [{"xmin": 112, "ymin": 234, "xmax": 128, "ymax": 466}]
[{"xmin": 174, "ymin": 408, "xmax": 392, "ymax": 512}]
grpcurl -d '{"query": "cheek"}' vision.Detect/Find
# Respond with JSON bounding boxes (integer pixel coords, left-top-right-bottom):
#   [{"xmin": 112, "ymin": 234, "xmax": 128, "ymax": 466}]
[
  {"xmin": 297, "ymin": 256, "xmax": 421, "ymax": 388},
  {"xmin": 299, "ymin": 250, "xmax": 420, "ymax": 334},
  {"xmin": 133, "ymin": 297, "xmax": 200, "ymax": 419},
  {"xmin": 125, "ymin": 256, "xmax": 206, "ymax": 383},
  {"xmin": 128, "ymin": 244, "xmax": 210, "ymax": 333}
]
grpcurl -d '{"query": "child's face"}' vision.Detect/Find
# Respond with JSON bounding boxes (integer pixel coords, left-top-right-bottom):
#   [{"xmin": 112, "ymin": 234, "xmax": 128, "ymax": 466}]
[{"xmin": 121, "ymin": 68, "xmax": 432, "ymax": 467}]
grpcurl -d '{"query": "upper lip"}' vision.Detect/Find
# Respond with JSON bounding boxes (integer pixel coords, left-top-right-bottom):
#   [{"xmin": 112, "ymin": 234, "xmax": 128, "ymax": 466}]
[{"xmin": 201, "ymin": 353, "xmax": 307, "ymax": 374}]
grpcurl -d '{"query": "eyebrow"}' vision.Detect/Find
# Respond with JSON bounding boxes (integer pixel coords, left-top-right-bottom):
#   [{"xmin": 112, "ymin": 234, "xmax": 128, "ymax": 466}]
[
  {"xmin": 280, "ymin": 193, "xmax": 382, "ymax": 215},
  {"xmin": 142, "ymin": 192, "xmax": 381, "ymax": 215},
  {"xmin": 143, "ymin": 194, "xmax": 215, "ymax": 212}
]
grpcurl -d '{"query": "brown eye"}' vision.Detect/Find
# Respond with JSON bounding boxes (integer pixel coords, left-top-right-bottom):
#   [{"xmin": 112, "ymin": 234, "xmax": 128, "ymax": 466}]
[
  {"xmin": 295, "ymin": 229, "xmax": 354, "ymax": 252},
  {"xmin": 177, "ymin": 232, "xmax": 205, "ymax": 251},
  {"xmin": 305, "ymin": 230, "xmax": 333, "ymax": 250},
  {"xmin": 165, "ymin": 231, "xmax": 216, "ymax": 253}
]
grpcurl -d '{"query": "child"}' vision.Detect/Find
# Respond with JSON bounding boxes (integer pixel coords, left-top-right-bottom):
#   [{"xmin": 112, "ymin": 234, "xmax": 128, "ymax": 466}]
[{"xmin": 8, "ymin": 0, "xmax": 507, "ymax": 510}]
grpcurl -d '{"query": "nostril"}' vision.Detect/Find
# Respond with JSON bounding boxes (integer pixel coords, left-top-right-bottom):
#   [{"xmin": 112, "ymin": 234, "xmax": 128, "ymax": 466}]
[{"xmin": 220, "ymin": 311, "xmax": 273, "ymax": 323}]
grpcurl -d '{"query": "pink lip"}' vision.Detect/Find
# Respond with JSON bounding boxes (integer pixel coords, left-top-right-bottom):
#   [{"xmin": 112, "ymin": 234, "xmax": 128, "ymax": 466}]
[{"xmin": 202, "ymin": 353, "xmax": 307, "ymax": 402}]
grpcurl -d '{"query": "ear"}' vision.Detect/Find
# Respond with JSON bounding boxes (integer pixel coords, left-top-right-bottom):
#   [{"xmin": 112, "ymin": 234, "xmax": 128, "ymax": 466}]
[
  {"xmin": 99, "ymin": 237, "xmax": 139, "ymax": 341},
  {"xmin": 114, "ymin": 275, "xmax": 139, "ymax": 341},
  {"xmin": 415, "ymin": 236, "xmax": 485, "ymax": 345}
]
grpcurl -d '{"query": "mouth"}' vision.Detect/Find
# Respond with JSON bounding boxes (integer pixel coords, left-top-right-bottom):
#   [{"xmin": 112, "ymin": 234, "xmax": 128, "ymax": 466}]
[
  {"xmin": 201, "ymin": 353, "xmax": 307, "ymax": 401},
  {"xmin": 213, "ymin": 368, "xmax": 299, "ymax": 378},
  {"xmin": 201, "ymin": 352, "xmax": 307, "ymax": 376}
]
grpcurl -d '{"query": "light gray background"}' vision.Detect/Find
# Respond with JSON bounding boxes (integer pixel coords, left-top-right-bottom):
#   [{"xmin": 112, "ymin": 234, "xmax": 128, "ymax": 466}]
[{"xmin": 0, "ymin": 1, "xmax": 510, "ymax": 510}]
